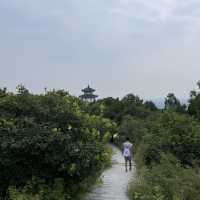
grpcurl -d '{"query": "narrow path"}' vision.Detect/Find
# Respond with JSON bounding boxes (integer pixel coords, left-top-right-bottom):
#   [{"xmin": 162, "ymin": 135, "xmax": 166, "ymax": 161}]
[{"xmin": 86, "ymin": 145, "xmax": 135, "ymax": 200}]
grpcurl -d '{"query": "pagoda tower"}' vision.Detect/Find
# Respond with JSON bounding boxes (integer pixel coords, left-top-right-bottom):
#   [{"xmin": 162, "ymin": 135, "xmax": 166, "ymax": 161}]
[{"xmin": 79, "ymin": 85, "xmax": 98, "ymax": 102}]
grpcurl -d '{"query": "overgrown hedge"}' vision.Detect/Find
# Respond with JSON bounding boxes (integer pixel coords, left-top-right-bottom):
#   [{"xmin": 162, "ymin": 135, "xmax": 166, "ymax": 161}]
[{"xmin": 0, "ymin": 86, "xmax": 115, "ymax": 199}]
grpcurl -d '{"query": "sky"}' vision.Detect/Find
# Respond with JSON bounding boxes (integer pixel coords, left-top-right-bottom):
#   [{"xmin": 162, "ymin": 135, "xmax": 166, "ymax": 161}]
[{"xmin": 1, "ymin": 0, "xmax": 200, "ymax": 100}]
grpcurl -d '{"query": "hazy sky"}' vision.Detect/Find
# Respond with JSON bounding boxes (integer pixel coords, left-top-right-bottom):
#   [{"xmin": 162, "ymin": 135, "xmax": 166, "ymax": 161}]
[{"xmin": 1, "ymin": 0, "xmax": 200, "ymax": 99}]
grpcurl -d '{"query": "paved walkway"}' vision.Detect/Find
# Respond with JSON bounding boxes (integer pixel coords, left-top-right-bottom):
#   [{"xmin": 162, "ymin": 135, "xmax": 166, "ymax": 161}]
[{"xmin": 86, "ymin": 145, "xmax": 135, "ymax": 200}]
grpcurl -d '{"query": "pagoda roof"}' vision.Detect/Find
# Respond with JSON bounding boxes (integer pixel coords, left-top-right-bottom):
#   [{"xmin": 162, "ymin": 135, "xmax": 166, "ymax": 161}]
[
  {"xmin": 82, "ymin": 85, "xmax": 95, "ymax": 93},
  {"xmin": 79, "ymin": 94, "xmax": 98, "ymax": 99}
]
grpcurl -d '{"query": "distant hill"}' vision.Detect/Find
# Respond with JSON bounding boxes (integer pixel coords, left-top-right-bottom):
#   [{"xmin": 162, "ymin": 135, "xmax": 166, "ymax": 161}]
[
  {"xmin": 151, "ymin": 98, "xmax": 165, "ymax": 109},
  {"xmin": 151, "ymin": 98, "xmax": 189, "ymax": 109}
]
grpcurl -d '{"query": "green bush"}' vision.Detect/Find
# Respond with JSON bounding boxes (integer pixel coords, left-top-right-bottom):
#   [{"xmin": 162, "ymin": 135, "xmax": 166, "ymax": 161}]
[
  {"xmin": 129, "ymin": 154, "xmax": 200, "ymax": 200},
  {"xmin": 0, "ymin": 86, "xmax": 114, "ymax": 199},
  {"xmin": 124, "ymin": 111, "xmax": 200, "ymax": 200},
  {"xmin": 142, "ymin": 111, "xmax": 200, "ymax": 166}
]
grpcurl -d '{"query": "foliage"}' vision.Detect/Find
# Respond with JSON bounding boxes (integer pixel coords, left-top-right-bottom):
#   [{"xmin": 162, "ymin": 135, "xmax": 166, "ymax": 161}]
[
  {"xmin": 0, "ymin": 86, "xmax": 115, "ymax": 199},
  {"xmin": 188, "ymin": 81, "xmax": 200, "ymax": 119},
  {"xmin": 164, "ymin": 93, "xmax": 187, "ymax": 113},
  {"xmin": 144, "ymin": 101, "xmax": 158, "ymax": 111},
  {"xmin": 86, "ymin": 94, "xmax": 157, "ymax": 123},
  {"xmin": 124, "ymin": 94, "xmax": 200, "ymax": 200},
  {"xmin": 129, "ymin": 154, "xmax": 200, "ymax": 200},
  {"xmin": 119, "ymin": 115, "xmax": 148, "ymax": 147},
  {"xmin": 142, "ymin": 111, "xmax": 200, "ymax": 166},
  {"xmin": 2, "ymin": 83, "xmax": 200, "ymax": 200},
  {"xmin": 98, "ymin": 83, "xmax": 200, "ymax": 200}
]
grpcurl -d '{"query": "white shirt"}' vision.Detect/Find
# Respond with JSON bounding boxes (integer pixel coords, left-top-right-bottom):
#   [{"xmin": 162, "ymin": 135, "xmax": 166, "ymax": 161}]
[{"xmin": 123, "ymin": 141, "xmax": 133, "ymax": 157}]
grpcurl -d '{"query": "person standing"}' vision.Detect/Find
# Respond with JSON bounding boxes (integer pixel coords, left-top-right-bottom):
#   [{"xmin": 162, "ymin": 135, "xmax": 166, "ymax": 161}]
[{"xmin": 122, "ymin": 137, "xmax": 133, "ymax": 172}]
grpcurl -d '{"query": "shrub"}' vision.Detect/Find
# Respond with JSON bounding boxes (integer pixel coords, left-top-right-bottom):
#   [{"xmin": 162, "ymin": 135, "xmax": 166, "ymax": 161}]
[
  {"xmin": 130, "ymin": 154, "xmax": 200, "ymax": 200},
  {"xmin": 142, "ymin": 111, "xmax": 200, "ymax": 166},
  {"xmin": 0, "ymin": 87, "xmax": 114, "ymax": 199}
]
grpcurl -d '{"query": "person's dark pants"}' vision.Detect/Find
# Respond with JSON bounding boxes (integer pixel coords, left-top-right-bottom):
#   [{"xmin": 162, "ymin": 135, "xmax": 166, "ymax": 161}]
[{"xmin": 124, "ymin": 156, "xmax": 132, "ymax": 172}]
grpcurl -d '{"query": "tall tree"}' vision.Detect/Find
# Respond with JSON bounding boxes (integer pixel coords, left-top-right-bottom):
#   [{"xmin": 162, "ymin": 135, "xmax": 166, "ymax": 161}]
[{"xmin": 164, "ymin": 93, "xmax": 186, "ymax": 113}]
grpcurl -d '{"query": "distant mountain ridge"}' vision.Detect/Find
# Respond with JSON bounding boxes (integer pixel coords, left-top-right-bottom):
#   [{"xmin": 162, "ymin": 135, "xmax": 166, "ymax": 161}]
[{"xmin": 151, "ymin": 98, "xmax": 189, "ymax": 109}]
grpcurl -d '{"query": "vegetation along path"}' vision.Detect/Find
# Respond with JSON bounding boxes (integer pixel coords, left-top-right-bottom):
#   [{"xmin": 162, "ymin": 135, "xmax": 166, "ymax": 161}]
[{"xmin": 86, "ymin": 145, "xmax": 135, "ymax": 200}]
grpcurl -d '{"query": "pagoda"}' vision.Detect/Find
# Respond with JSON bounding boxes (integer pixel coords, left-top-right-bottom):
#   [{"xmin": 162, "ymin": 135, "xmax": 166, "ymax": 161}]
[{"xmin": 79, "ymin": 85, "xmax": 98, "ymax": 102}]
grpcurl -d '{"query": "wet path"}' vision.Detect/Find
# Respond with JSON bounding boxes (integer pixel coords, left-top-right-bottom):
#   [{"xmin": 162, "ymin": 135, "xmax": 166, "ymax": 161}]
[{"xmin": 86, "ymin": 145, "xmax": 135, "ymax": 200}]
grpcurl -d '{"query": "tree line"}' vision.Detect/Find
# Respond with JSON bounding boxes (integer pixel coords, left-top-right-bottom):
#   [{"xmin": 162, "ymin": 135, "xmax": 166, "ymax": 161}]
[
  {"xmin": 1, "ymin": 82, "xmax": 200, "ymax": 199},
  {"xmin": 83, "ymin": 82, "xmax": 200, "ymax": 200}
]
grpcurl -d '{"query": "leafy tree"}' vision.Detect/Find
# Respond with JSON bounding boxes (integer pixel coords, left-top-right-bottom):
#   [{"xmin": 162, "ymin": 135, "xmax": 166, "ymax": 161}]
[
  {"xmin": 143, "ymin": 111, "xmax": 200, "ymax": 166},
  {"xmin": 144, "ymin": 101, "xmax": 157, "ymax": 111},
  {"xmin": 16, "ymin": 84, "xmax": 30, "ymax": 95},
  {"xmin": 122, "ymin": 94, "xmax": 143, "ymax": 106},
  {"xmin": 188, "ymin": 81, "xmax": 200, "ymax": 119},
  {"xmin": 119, "ymin": 115, "xmax": 147, "ymax": 146},
  {"xmin": 165, "ymin": 93, "xmax": 180, "ymax": 109},
  {"xmin": 0, "ymin": 87, "xmax": 113, "ymax": 199},
  {"xmin": 164, "ymin": 93, "xmax": 186, "ymax": 113}
]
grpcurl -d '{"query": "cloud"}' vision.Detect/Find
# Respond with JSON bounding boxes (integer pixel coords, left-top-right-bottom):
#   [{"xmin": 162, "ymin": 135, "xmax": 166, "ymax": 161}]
[{"xmin": 0, "ymin": 0, "xmax": 200, "ymax": 98}]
